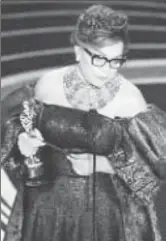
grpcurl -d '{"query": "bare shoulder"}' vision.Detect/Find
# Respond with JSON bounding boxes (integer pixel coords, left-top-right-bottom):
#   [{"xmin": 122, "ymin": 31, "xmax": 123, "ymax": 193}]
[
  {"xmin": 34, "ymin": 65, "xmax": 71, "ymax": 103},
  {"xmin": 120, "ymin": 77, "xmax": 146, "ymax": 102},
  {"xmin": 115, "ymin": 76, "xmax": 147, "ymax": 117}
]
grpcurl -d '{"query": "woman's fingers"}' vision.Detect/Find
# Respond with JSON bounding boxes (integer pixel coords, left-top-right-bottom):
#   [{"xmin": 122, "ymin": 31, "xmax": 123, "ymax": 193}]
[
  {"xmin": 68, "ymin": 153, "xmax": 90, "ymax": 160},
  {"xmin": 67, "ymin": 153, "xmax": 93, "ymax": 175},
  {"xmin": 17, "ymin": 132, "xmax": 45, "ymax": 157},
  {"xmin": 67, "ymin": 153, "xmax": 115, "ymax": 175}
]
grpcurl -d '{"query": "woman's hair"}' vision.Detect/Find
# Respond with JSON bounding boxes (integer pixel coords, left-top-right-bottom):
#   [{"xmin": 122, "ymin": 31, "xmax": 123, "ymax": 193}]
[{"xmin": 70, "ymin": 4, "xmax": 129, "ymax": 53}]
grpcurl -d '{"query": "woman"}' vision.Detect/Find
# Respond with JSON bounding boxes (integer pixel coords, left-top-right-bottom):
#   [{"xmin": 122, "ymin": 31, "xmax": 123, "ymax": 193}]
[{"xmin": 2, "ymin": 4, "xmax": 166, "ymax": 241}]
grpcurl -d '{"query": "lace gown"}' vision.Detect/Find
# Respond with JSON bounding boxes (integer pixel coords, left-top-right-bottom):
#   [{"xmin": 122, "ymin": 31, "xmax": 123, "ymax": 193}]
[
  {"xmin": 22, "ymin": 66, "xmax": 127, "ymax": 241},
  {"xmin": 3, "ymin": 65, "xmax": 166, "ymax": 241}
]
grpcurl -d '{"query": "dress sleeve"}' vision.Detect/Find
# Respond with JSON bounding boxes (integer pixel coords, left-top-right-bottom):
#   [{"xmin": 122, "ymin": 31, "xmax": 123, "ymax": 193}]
[
  {"xmin": 40, "ymin": 103, "xmax": 166, "ymax": 165},
  {"xmin": 39, "ymin": 104, "xmax": 166, "ymax": 203},
  {"xmin": 39, "ymin": 105, "xmax": 124, "ymax": 154},
  {"xmin": 119, "ymin": 105, "xmax": 166, "ymax": 203},
  {"xmin": 128, "ymin": 105, "xmax": 166, "ymax": 180},
  {"xmin": 88, "ymin": 106, "xmax": 166, "ymax": 204}
]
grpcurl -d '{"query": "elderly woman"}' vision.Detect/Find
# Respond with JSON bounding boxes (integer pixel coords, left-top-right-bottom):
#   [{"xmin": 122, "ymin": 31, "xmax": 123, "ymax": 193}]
[{"xmin": 2, "ymin": 4, "xmax": 166, "ymax": 241}]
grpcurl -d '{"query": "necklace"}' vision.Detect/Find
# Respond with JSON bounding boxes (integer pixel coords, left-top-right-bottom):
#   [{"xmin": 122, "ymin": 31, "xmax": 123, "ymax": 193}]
[{"xmin": 63, "ymin": 65, "xmax": 122, "ymax": 110}]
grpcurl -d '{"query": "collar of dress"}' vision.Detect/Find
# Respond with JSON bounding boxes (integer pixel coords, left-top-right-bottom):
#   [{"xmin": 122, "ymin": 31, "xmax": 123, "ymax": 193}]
[{"xmin": 63, "ymin": 65, "xmax": 122, "ymax": 111}]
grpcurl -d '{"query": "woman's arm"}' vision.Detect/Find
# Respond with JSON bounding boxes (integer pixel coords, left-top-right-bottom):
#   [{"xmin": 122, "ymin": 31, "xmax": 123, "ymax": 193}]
[
  {"xmin": 34, "ymin": 68, "xmax": 68, "ymax": 105},
  {"xmin": 5, "ymin": 88, "xmax": 164, "ymax": 204},
  {"xmin": 34, "ymin": 72, "xmax": 53, "ymax": 103},
  {"xmin": 38, "ymin": 103, "xmax": 166, "ymax": 203},
  {"xmin": 1, "ymin": 86, "xmax": 34, "ymax": 188},
  {"xmin": 37, "ymin": 102, "xmax": 166, "ymax": 166}
]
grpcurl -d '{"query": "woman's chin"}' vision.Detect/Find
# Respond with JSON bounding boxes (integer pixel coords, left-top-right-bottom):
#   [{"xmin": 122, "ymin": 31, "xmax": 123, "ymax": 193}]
[{"xmin": 92, "ymin": 78, "xmax": 110, "ymax": 88}]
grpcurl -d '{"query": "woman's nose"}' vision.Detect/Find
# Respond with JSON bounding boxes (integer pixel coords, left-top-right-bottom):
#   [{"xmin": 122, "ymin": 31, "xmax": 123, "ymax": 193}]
[{"xmin": 101, "ymin": 63, "xmax": 114, "ymax": 75}]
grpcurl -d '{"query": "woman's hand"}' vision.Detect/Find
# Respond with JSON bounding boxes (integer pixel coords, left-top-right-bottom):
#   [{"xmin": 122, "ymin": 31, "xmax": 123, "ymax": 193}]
[
  {"xmin": 17, "ymin": 129, "xmax": 45, "ymax": 157},
  {"xmin": 67, "ymin": 153, "xmax": 115, "ymax": 176}
]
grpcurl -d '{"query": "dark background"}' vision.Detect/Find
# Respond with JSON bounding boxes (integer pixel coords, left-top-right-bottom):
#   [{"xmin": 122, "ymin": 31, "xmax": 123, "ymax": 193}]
[{"xmin": 1, "ymin": 0, "xmax": 166, "ymax": 110}]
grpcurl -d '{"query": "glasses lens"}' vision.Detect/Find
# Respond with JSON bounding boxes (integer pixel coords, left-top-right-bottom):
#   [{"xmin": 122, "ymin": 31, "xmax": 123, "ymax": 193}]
[
  {"xmin": 110, "ymin": 58, "xmax": 126, "ymax": 68},
  {"xmin": 92, "ymin": 56, "xmax": 106, "ymax": 67}
]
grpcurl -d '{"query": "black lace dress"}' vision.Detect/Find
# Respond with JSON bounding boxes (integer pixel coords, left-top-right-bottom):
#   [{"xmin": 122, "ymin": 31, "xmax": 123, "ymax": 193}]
[
  {"xmin": 2, "ymin": 87, "xmax": 166, "ymax": 241},
  {"xmin": 20, "ymin": 105, "xmax": 125, "ymax": 241}
]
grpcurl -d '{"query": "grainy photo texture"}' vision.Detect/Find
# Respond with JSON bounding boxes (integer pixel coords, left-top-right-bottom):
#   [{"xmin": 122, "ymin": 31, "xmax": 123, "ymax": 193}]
[{"xmin": 1, "ymin": 1, "xmax": 166, "ymax": 241}]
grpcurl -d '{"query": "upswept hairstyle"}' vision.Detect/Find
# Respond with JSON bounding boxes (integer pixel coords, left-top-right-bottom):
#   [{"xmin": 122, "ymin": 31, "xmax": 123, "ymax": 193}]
[{"xmin": 70, "ymin": 4, "xmax": 129, "ymax": 53}]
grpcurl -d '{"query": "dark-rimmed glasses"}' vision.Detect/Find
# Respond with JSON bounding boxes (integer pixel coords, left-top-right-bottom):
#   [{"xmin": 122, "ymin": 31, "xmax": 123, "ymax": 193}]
[{"xmin": 83, "ymin": 47, "xmax": 127, "ymax": 69}]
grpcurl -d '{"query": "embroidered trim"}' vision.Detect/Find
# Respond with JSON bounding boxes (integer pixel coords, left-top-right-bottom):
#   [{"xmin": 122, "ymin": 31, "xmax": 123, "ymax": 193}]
[
  {"xmin": 110, "ymin": 150, "xmax": 160, "ymax": 205},
  {"xmin": 63, "ymin": 65, "xmax": 122, "ymax": 110},
  {"xmin": 1, "ymin": 119, "xmax": 22, "ymax": 166}
]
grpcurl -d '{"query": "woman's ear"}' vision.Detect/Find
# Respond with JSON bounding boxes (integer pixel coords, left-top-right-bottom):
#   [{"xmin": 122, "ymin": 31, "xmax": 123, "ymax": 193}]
[{"xmin": 74, "ymin": 46, "xmax": 81, "ymax": 62}]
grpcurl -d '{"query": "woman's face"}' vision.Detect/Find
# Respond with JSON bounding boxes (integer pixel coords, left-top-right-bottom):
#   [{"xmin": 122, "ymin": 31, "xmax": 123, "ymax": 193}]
[{"xmin": 74, "ymin": 40, "xmax": 125, "ymax": 88}]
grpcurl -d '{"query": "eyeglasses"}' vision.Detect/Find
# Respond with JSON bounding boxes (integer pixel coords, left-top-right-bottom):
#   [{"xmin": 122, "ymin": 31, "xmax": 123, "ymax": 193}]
[{"xmin": 83, "ymin": 47, "xmax": 127, "ymax": 69}]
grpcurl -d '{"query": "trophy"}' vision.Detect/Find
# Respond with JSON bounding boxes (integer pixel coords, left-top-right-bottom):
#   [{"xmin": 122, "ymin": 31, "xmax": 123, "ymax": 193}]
[{"xmin": 20, "ymin": 99, "xmax": 44, "ymax": 186}]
